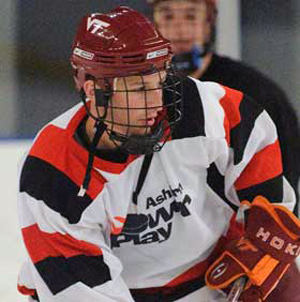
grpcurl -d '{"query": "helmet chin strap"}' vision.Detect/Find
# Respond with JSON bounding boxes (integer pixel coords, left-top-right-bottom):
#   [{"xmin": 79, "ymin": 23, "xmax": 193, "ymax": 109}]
[
  {"xmin": 109, "ymin": 120, "xmax": 165, "ymax": 155},
  {"xmin": 78, "ymin": 120, "xmax": 107, "ymax": 197}
]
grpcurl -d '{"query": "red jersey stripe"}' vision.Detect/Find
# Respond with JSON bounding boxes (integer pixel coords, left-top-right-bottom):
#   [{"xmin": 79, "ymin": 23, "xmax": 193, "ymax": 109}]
[
  {"xmin": 22, "ymin": 224, "xmax": 102, "ymax": 264},
  {"xmin": 235, "ymin": 140, "xmax": 283, "ymax": 190},
  {"xmin": 220, "ymin": 86, "xmax": 243, "ymax": 145},
  {"xmin": 29, "ymin": 125, "xmax": 106, "ymax": 199},
  {"xmin": 17, "ymin": 284, "xmax": 36, "ymax": 296}
]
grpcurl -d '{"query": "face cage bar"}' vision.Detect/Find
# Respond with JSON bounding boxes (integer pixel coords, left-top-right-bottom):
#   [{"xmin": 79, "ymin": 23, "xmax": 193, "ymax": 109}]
[{"xmin": 82, "ymin": 67, "xmax": 182, "ymax": 154}]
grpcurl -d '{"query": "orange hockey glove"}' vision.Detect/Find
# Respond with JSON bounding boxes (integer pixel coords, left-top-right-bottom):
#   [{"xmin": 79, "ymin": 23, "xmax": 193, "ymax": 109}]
[{"xmin": 205, "ymin": 196, "xmax": 300, "ymax": 302}]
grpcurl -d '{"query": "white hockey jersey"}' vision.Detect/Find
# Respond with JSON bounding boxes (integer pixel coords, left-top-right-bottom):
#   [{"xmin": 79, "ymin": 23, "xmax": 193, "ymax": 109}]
[{"xmin": 17, "ymin": 77, "xmax": 296, "ymax": 302}]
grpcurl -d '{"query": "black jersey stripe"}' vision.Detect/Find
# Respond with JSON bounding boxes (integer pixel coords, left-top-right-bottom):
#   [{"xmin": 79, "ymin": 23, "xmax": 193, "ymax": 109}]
[
  {"xmin": 236, "ymin": 175, "xmax": 283, "ymax": 203},
  {"xmin": 172, "ymin": 77, "xmax": 206, "ymax": 139},
  {"xmin": 35, "ymin": 255, "xmax": 111, "ymax": 295},
  {"xmin": 207, "ymin": 163, "xmax": 238, "ymax": 212},
  {"xmin": 230, "ymin": 94, "xmax": 264, "ymax": 165},
  {"xmin": 131, "ymin": 277, "xmax": 206, "ymax": 302},
  {"xmin": 20, "ymin": 155, "xmax": 93, "ymax": 224}
]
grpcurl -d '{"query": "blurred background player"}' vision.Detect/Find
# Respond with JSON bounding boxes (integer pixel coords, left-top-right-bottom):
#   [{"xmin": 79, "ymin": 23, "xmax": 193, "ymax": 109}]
[{"xmin": 149, "ymin": 0, "xmax": 300, "ymax": 215}]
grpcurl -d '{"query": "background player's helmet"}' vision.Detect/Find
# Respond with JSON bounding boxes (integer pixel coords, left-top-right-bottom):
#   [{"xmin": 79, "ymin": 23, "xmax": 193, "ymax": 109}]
[{"xmin": 70, "ymin": 6, "xmax": 182, "ymax": 155}]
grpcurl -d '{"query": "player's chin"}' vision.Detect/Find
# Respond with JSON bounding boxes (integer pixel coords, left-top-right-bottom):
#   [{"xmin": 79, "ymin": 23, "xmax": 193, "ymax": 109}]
[
  {"xmin": 172, "ymin": 41, "xmax": 194, "ymax": 53},
  {"xmin": 131, "ymin": 127, "xmax": 152, "ymax": 136},
  {"xmin": 125, "ymin": 124, "xmax": 153, "ymax": 136}
]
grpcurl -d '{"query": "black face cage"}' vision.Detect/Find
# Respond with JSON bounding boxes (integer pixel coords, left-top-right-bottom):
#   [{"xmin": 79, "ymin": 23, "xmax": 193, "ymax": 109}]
[{"xmin": 81, "ymin": 66, "xmax": 182, "ymax": 155}]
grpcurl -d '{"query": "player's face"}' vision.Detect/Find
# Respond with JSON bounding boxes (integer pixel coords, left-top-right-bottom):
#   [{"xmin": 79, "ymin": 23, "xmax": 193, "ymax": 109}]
[
  {"xmin": 154, "ymin": 0, "xmax": 210, "ymax": 53},
  {"xmin": 107, "ymin": 71, "xmax": 166, "ymax": 136}
]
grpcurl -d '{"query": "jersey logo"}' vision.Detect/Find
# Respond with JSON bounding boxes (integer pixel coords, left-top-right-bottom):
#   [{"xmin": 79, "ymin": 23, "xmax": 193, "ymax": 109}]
[
  {"xmin": 111, "ymin": 183, "xmax": 192, "ymax": 248},
  {"xmin": 111, "ymin": 216, "xmax": 126, "ymax": 235},
  {"xmin": 87, "ymin": 17, "xmax": 110, "ymax": 34}
]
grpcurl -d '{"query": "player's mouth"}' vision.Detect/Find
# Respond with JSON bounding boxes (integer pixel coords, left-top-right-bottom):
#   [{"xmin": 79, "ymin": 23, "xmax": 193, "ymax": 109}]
[
  {"xmin": 172, "ymin": 40, "xmax": 193, "ymax": 52},
  {"xmin": 139, "ymin": 115, "xmax": 158, "ymax": 127},
  {"xmin": 140, "ymin": 117, "xmax": 156, "ymax": 127}
]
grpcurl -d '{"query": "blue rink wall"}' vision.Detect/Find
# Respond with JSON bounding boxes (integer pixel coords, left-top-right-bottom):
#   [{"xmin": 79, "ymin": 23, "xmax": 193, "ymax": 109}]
[{"xmin": 1, "ymin": 139, "xmax": 299, "ymax": 302}]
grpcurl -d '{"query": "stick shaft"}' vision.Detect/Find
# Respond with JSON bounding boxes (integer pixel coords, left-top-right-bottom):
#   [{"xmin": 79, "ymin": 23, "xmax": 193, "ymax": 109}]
[{"xmin": 227, "ymin": 276, "xmax": 247, "ymax": 302}]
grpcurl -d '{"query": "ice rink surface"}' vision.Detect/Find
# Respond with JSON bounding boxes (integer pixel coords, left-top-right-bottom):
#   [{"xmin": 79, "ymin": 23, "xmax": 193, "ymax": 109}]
[{"xmin": 1, "ymin": 140, "xmax": 31, "ymax": 302}]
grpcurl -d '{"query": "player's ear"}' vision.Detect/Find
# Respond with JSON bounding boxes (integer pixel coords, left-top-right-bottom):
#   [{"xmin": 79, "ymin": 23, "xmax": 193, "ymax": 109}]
[
  {"xmin": 83, "ymin": 80, "xmax": 95, "ymax": 100},
  {"xmin": 203, "ymin": 18, "xmax": 212, "ymax": 44}
]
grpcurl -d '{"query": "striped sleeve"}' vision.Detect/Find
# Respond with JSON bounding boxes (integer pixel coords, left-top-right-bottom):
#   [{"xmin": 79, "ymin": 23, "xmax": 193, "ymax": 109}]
[
  {"xmin": 17, "ymin": 133, "xmax": 134, "ymax": 301},
  {"xmin": 220, "ymin": 85, "xmax": 296, "ymax": 211}
]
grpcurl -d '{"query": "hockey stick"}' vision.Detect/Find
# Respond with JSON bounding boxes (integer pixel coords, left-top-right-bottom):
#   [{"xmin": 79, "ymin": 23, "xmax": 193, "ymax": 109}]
[{"xmin": 226, "ymin": 276, "xmax": 247, "ymax": 302}]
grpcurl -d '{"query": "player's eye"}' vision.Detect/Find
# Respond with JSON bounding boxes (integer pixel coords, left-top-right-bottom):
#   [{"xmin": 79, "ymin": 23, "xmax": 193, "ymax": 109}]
[
  {"xmin": 163, "ymin": 13, "xmax": 174, "ymax": 21},
  {"xmin": 185, "ymin": 13, "xmax": 197, "ymax": 21}
]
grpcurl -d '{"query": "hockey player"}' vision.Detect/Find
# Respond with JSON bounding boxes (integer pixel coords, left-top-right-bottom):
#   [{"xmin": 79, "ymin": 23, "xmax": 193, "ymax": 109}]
[
  {"xmin": 148, "ymin": 0, "xmax": 300, "ymax": 214},
  {"xmin": 17, "ymin": 6, "xmax": 300, "ymax": 302}
]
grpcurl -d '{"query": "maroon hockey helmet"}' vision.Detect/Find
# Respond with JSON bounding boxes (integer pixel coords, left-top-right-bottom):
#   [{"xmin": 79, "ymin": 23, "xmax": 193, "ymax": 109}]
[{"xmin": 70, "ymin": 6, "xmax": 173, "ymax": 91}]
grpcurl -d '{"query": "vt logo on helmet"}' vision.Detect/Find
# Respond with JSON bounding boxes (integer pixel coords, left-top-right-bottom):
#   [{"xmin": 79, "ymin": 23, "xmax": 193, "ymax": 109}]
[{"xmin": 86, "ymin": 16, "xmax": 110, "ymax": 34}]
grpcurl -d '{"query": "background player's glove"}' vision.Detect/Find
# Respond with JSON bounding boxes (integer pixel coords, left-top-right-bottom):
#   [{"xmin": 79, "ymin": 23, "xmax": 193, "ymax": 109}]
[{"xmin": 205, "ymin": 196, "xmax": 300, "ymax": 302}]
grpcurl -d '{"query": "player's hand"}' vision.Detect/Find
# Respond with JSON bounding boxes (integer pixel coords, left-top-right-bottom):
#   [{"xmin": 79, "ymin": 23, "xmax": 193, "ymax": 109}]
[{"xmin": 205, "ymin": 196, "xmax": 300, "ymax": 302}]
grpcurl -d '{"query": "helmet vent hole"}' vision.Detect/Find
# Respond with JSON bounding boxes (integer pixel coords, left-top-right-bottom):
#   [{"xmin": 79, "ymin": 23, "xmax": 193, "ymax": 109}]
[
  {"xmin": 122, "ymin": 54, "xmax": 145, "ymax": 64},
  {"xmin": 96, "ymin": 55, "xmax": 116, "ymax": 63}
]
